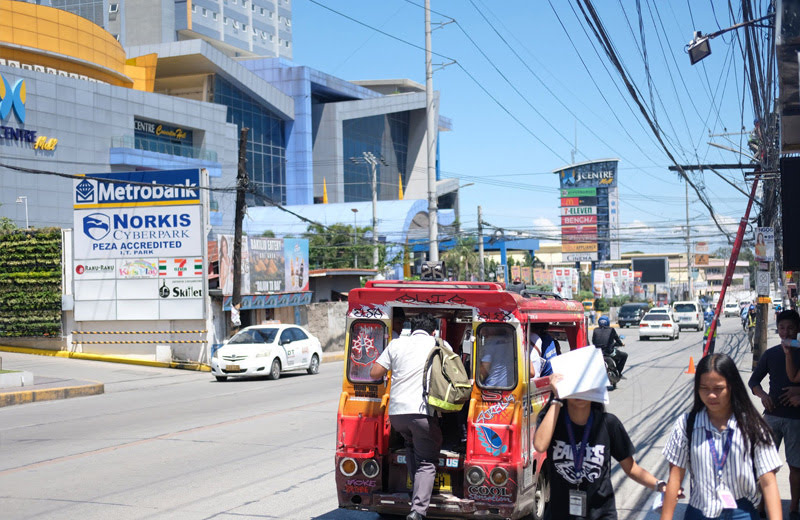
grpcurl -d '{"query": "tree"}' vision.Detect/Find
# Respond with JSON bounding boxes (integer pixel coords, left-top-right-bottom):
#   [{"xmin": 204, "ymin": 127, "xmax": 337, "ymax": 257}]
[
  {"xmin": 303, "ymin": 223, "xmax": 385, "ymax": 270},
  {"xmin": 261, "ymin": 230, "xmax": 276, "ymax": 237},
  {"xmin": 441, "ymin": 237, "xmax": 478, "ymax": 280},
  {"xmin": 0, "ymin": 217, "xmax": 17, "ymax": 232}
]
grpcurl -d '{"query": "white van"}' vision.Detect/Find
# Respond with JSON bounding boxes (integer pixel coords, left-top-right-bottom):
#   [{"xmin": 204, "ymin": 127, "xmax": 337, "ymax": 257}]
[{"xmin": 672, "ymin": 301, "xmax": 704, "ymax": 331}]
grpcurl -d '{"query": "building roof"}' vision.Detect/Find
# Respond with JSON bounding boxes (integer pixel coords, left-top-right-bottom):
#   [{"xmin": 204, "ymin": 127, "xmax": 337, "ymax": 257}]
[{"xmin": 309, "ymin": 268, "xmax": 378, "ymax": 277}]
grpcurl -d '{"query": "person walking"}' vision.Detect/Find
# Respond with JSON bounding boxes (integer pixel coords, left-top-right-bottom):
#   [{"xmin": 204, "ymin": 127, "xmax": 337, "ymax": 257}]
[
  {"xmin": 661, "ymin": 353, "xmax": 782, "ymax": 520},
  {"xmin": 370, "ymin": 313, "xmax": 442, "ymax": 520},
  {"xmin": 534, "ymin": 376, "xmax": 667, "ymax": 519},
  {"xmin": 592, "ymin": 316, "xmax": 628, "ymax": 377},
  {"xmin": 749, "ymin": 309, "xmax": 800, "ymax": 519}
]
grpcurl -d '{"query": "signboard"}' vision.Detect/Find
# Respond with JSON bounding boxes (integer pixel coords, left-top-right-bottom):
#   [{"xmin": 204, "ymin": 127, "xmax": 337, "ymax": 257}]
[
  {"xmin": 563, "ymin": 234, "xmax": 598, "ymax": 243},
  {"xmin": 694, "ymin": 254, "xmax": 709, "ymax": 266},
  {"xmin": 560, "ymin": 196, "xmax": 598, "ymax": 207},
  {"xmin": 563, "ymin": 252, "xmax": 598, "ymax": 262},
  {"xmin": 560, "ymin": 188, "xmax": 596, "ymax": 197},
  {"xmin": 632, "ymin": 257, "xmax": 668, "ymax": 284},
  {"xmin": 756, "ymin": 270, "xmax": 770, "ymax": 296},
  {"xmin": 73, "ymin": 205, "xmax": 203, "ymax": 259},
  {"xmin": 562, "ymin": 243, "xmax": 598, "ymax": 253},
  {"xmin": 74, "ymin": 169, "xmax": 201, "ymax": 208},
  {"xmin": 755, "ymin": 227, "xmax": 774, "ymax": 262},
  {"xmin": 561, "ymin": 215, "xmax": 598, "ymax": 225},
  {"xmin": 219, "ymin": 236, "xmax": 310, "ymax": 296},
  {"xmin": 249, "ymin": 237, "xmax": 285, "ymax": 293},
  {"xmin": 562, "ymin": 225, "xmax": 597, "ymax": 235},
  {"xmin": 561, "ymin": 206, "xmax": 597, "ymax": 216},
  {"xmin": 555, "ymin": 160, "xmax": 618, "ymax": 189}
]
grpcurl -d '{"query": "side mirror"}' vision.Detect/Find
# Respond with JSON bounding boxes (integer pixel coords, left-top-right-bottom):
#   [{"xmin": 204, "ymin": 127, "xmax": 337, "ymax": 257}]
[{"xmin": 281, "ymin": 338, "xmax": 292, "ymax": 345}]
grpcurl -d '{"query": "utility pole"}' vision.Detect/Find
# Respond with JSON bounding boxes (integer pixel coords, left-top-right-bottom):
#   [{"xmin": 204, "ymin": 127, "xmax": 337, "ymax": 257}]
[
  {"xmin": 478, "ymin": 205, "xmax": 485, "ymax": 281},
  {"xmin": 367, "ymin": 154, "xmax": 379, "ymax": 269},
  {"xmin": 231, "ymin": 127, "xmax": 249, "ymax": 328},
  {"xmin": 425, "ymin": 0, "xmax": 438, "ymax": 262},
  {"xmin": 685, "ymin": 180, "xmax": 693, "ymax": 300},
  {"xmin": 351, "ymin": 208, "xmax": 358, "ymax": 269}
]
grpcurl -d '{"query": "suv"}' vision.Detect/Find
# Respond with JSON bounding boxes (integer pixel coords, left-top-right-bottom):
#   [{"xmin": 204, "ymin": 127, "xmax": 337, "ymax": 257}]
[
  {"xmin": 617, "ymin": 302, "xmax": 651, "ymax": 328},
  {"xmin": 672, "ymin": 301, "xmax": 704, "ymax": 331}
]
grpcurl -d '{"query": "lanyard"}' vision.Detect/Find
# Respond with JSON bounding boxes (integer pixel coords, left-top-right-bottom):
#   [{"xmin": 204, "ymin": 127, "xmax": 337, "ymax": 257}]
[
  {"xmin": 705, "ymin": 428, "xmax": 733, "ymax": 478},
  {"xmin": 565, "ymin": 411, "xmax": 594, "ymax": 480}
]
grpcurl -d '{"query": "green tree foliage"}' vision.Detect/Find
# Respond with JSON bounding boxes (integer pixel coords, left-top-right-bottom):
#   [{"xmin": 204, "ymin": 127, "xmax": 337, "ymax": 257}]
[
  {"xmin": 441, "ymin": 237, "xmax": 478, "ymax": 280},
  {"xmin": 0, "ymin": 217, "xmax": 17, "ymax": 232},
  {"xmin": 0, "ymin": 228, "xmax": 62, "ymax": 337},
  {"xmin": 303, "ymin": 223, "xmax": 386, "ymax": 270}
]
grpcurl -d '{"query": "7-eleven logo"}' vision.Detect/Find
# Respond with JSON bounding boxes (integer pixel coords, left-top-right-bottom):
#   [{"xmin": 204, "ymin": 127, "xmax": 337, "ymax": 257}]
[{"xmin": 174, "ymin": 258, "xmax": 187, "ymax": 276}]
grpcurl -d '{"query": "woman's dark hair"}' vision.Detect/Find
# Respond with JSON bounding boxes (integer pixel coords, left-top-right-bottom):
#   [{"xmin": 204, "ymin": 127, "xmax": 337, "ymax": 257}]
[{"xmin": 692, "ymin": 354, "xmax": 772, "ymax": 450}]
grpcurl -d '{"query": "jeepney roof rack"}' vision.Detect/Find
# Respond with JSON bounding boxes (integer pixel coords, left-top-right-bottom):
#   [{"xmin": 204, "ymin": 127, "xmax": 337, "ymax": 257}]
[
  {"xmin": 520, "ymin": 290, "xmax": 563, "ymax": 300},
  {"xmin": 365, "ymin": 280, "xmax": 503, "ymax": 291}
]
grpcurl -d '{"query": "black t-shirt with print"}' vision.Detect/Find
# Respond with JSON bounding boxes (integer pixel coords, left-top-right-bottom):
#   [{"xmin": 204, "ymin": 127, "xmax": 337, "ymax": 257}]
[{"xmin": 541, "ymin": 408, "xmax": 635, "ymax": 520}]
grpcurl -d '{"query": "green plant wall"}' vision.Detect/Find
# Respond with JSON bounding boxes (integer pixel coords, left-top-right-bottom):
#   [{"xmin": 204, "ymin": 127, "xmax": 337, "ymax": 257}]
[{"xmin": 0, "ymin": 229, "xmax": 62, "ymax": 337}]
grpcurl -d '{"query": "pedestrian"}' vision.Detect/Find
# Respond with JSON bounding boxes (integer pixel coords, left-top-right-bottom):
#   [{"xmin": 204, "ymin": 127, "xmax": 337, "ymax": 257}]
[
  {"xmin": 370, "ymin": 313, "xmax": 442, "ymax": 520},
  {"xmin": 749, "ymin": 309, "xmax": 800, "ymax": 520},
  {"xmin": 534, "ymin": 375, "xmax": 668, "ymax": 520},
  {"xmin": 592, "ymin": 315, "xmax": 628, "ymax": 377},
  {"xmin": 661, "ymin": 353, "xmax": 782, "ymax": 520},
  {"xmin": 703, "ymin": 319, "xmax": 718, "ymax": 355}
]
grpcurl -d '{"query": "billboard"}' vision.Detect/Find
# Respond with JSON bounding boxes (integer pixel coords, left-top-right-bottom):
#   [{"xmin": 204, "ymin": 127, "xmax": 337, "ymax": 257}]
[
  {"xmin": 555, "ymin": 160, "xmax": 619, "ymax": 262},
  {"xmin": 72, "ymin": 169, "xmax": 206, "ymax": 321},
  {"xmin": 755, "ymin": 227, "xmax": 774, "ymax": 263},
  {"xmin": 219, "ymin": 236, "xmax": 310, "ymax": 296},
  {"xmin": 631, "ymin": 257, "xmax": 669, "ymax": 284}
]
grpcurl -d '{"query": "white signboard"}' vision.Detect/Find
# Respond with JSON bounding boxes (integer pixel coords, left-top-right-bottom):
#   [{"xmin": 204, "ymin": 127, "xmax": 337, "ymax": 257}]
[
  {"xmin": 560, "ymin": 206, "xmax": 597, "ymax": 216},
  {"xmin": 757, "ymin": 270, "xmax": 770, "ymax": 296},
  {"xmin": 74, "ymin": 260, "xmax": 116, "ymax": 279},
  {"xmin": 755, "ymin": 227, "xmax": 774, "ymax": 263},
  {"xmin": 158, "ymin": 278, "xmax": 204, "ymax": 299},
  {"xmin": 73, "ymin": 205, "xmax": 202, "ymax": 259},
  {"xmin": 562, "ymin": 252, "xmax": 598, "ymax": 262}
]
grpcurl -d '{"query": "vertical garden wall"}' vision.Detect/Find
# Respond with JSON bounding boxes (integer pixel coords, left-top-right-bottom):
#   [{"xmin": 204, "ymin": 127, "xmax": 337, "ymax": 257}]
[{"xmin": 0, "ymin": 229, "xmax": 62, "ymax": 337}]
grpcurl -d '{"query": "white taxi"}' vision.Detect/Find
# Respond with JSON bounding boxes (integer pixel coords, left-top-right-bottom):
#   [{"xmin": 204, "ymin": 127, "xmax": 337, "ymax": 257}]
[
  {"xmin": 638, "ymin": 312, "xmax": 680, "ymax": 340},
  {"xmin": 211, "ymin": 324, "xmax": 322, "ymax": 382}
]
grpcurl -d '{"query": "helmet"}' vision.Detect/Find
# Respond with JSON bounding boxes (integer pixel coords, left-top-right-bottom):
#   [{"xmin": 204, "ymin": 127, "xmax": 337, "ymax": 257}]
[
  {"xmin": 749, "ymin": 304, "xmax": 755, "ymax": 311},
  {"xmin": 598, "ymin": 316, "xmax": 610, "ymax": 327}
]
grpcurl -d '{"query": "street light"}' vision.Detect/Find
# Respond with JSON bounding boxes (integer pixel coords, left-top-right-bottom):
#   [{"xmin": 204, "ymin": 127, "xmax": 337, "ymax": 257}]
[
  {"xmin": 686, "ymin": 14, "xmax": 773, "ymax": 65},
  {"xmin": 351, "ymin": 208, "xmax": 359, "ymax": 268},
  {"xmin": 15, "ymin": 196, "xmax": 28, "ymax": 229},
  {"xmin": 350, "ymin": 152, "xmax": 387, "ymax": 269}
]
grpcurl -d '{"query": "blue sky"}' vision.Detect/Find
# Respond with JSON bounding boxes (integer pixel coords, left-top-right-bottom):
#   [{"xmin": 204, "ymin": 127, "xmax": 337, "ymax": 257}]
[{"xmin": 291, "ymin": 0, "xmax": 765, "ymax": 254}]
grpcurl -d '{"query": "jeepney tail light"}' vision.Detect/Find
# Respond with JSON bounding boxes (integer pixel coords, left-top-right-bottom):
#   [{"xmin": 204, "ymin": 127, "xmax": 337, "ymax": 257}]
[
  {"xmin": 362, "ymin": 459, "xmax": 380, "ymax": 478},
  {"xmin": 339, "ymin": 457, "xmax": 358, "ymax": 477},
  {"xmin": 490, "ymin": 467, "xmax": 508, "ymax": 486},
  {"xmin": 466, "ymin": 466, "xmax": 485, "ymax": 486}
]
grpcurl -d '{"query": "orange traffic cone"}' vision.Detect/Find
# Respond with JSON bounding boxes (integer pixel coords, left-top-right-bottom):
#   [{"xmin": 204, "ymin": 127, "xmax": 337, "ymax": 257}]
[{"xmin": 685, "ymin": 356, "xmax": 696, "ymax": 374}]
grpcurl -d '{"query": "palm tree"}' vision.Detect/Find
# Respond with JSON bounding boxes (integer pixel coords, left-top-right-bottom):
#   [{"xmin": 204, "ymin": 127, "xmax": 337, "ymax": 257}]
[{"xmin": 441, "ymin": 237, "xmax": 478, "ymax": 280}]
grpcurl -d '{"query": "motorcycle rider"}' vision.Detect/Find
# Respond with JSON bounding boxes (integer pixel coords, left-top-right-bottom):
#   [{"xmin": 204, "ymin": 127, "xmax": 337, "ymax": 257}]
[{"xmin": 592, "ymin": 315, "xmax": 628, "ymax": 377}]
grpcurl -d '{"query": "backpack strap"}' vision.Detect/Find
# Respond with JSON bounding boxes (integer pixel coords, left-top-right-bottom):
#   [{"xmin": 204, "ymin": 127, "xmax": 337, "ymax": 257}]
[
  {"xmin": 421, "ymin": 338, "xmax": 444, "ymax": 400},
  {"xmin": 685, "ymin": 410, "xmax": 697, "ymax": 478}
]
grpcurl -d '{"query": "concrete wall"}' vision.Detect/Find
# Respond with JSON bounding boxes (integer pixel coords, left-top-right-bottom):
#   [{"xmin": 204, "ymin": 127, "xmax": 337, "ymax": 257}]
[{"xmin": 304, "ymin": 301, "xmax": 348, "ymax": 352}]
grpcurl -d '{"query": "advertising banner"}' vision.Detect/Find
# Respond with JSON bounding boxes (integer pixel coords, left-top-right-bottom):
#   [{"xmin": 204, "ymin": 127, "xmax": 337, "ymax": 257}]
[
  {"xmin": 593, "ymin": 270, "xmax": 604, "ymax": 297},
  {"xmin": 755, "ymin": 227, "xmax": 774, "ymax": 262},
  {"xmin": 561, "ymin": 206, "xmax": 597, "ymax": 216},
  {"xmin": 510, "ymin": 265, "xmax": 521, "ymax": 281},
  {"xmin": 562, "ymin": 215, "xmax": 598, "ymax": 226},
  {"xmin": 562, "ymin": 243, "xmax": 598, "ymax": 253},
  {"xmin": 73, "ymin": 205, "xmax": 202, "ymax": 259},
  {"xmin": 561, "ymin": 196, "xmax": 598, "ymax": 207},
  {"xmin": 563, "ymin": 234, "xmax": 599, "ymax": 243},
  {"xmin": 249, "ymin": 237, "xmax": 285, "ymax": 293},
  {"xmin": 534, "ymin": 268, "xmax": 553, "ymax": 286},
  {"xmin": 553, "ymin": 268, "xmax": 573, "ymax": 299},
  {"xmin": 562, "ymin": 252, "xmax": 598, "ymax": 262},
  {"xmin": 219, "ymin": 236, "xmax": 310, "ymax": 296},
  {"xmin": 562, "ymin": 225, "xmax": 598, "ymax": 235},
  {"xmin": 285, "ymin": 238, "xmax": 310, "ymax": 292},
  {"xmin": 521, "ymin": 266, "xmax": 532, "ymax": 285},
  {"xmin": 556, "ymin": 160, "xmax": 618, "ymax": 189},
  {"xmin": 561, "ymin": 188, "xmax": 597, "ymax": 197}
]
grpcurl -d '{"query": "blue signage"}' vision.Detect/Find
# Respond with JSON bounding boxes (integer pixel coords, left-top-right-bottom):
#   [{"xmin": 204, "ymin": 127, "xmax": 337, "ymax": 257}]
[{"xmin": 74, "ymin": 169, "xmax": 201, "ymax": 208}]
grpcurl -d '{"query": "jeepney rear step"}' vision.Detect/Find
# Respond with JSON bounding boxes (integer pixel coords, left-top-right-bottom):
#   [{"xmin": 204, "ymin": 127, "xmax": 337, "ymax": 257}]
[{"xmin": 372, "ymin": 492, "xmax": 477, "ymax": 517}]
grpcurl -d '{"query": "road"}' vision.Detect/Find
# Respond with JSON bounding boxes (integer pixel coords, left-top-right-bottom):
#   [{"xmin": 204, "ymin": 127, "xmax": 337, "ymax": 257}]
[{"xmin": 0, "ymin": 316, "xmax": 792, "ymax": 519}]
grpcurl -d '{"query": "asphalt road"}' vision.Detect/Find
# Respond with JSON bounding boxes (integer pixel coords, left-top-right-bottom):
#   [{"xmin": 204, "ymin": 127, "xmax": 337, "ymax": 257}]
[{"xmin": 0, "ymin": 316, "xmax": 792, "ymax": 519}]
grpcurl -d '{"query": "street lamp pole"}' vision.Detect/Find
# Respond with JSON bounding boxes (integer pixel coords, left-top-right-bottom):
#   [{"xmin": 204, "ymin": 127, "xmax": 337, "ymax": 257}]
[
  {"xmin": 15, "ymin": 196, "xmax": 28, "ymax": 229},
  {"xmin": 351, "ymin": 208, "xmax": 358, "ymax": 268},
  {"xmin": 350, "ymin": 152, "xmax": 385, "ymax": 270},
  {"xmin": 425, "ymin": 0, "xmax": 438, "ymax": 262}
]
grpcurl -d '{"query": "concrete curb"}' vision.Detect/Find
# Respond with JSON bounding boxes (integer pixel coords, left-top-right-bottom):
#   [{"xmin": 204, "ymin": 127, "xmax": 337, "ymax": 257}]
[
  {"xmin": 0, "ymin": 381, "xmax": 104, "ymax": 408},
  {"xmin": 322, "ymin": 352, "xmax": 345, "ymax": 363},
  {"xmin": 0, "ymin": 345, "xmax": 211, "ymax": 372}
]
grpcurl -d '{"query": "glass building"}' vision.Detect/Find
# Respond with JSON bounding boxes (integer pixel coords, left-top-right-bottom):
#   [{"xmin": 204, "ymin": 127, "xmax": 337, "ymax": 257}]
[
  {"xmin": 342, "ymin": 112, "xmax": 409, "ymax": 202},
  {"xmin": 213, "ymin": 75, "xmax": 287, "ymax": 205}
]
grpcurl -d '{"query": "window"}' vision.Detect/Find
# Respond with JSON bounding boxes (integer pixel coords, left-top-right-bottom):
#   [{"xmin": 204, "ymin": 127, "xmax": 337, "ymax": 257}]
[
  {"xmin": 260, "ymin": 7, "xmax": 264, "ymax": 14},
  {"xmin": 347, "ymin": 322, "xmax": 387, "ymax": 383},
  {"xmin": 223, "ymin": 16, "xmax": 228, "ymax": 24},
  {"xmin": 476, "ymin": 323, "xmax": 517, "ymax": 390},
  {"xmin": 233, "ymin": 20, "xmax": 239, "ymax": 28},
  {"xmin": 109, "ymin": 3, "xmax": 118, "ymax": 13},
  {"xmin": 291, "ymin": 328, "xmax": 308, "ymax": 341},
  {"xmin": 284, "ymin": 40, "xmax": 289, "ymax": 48},
  {"xmin": 242, "ymin": 0, "xmax": 247, "ymax": 7},
  {"xmin": 202, "ymin": 7, "xmax": 207, "ymax": 16},
  {"xmin": 269, "ymin": 10, "xmax": 273, "ymax": 18},
  {"xmin": 212, "ymin": 12, "xmax": 218, "ymax": 20},
  {"xmin": 269, "ymin": 34, "xmax": 273, "ymax": 41},
  {"xmin": 279, "ymin": 329, "xmax": 293, "ymax": 345},
  {"xmin": 191, "ymin": 4, "xmax": 196, "ymax": 12},
  {"xmin": 242, "ymin": 23, "xmax": 247, "ymax": 31},
  {"xmin": 286, "ymin": 18, "xmax": 291, "ymax": 26}
]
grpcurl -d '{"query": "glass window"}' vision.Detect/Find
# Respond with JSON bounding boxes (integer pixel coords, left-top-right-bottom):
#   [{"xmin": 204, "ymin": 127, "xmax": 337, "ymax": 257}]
[
  {"xmin": 476, "ymin": 324, "xmax": 517, "ymax": 389},
  {"xmin": 202, "ymin": 7, "xmax": 207, "ymax": 16},
  {"xmin": 348, "ymin": 322, "xmax": 387, "ymax": 383},
  {"xmin": 279, "ymin": 329, "xmax": 293, "ymax": 344},
  {"xmin": 228, "ymin": 329, "xmax": 266, "ymax": 345},
  {"xmin": 291, "ymin": 328, "xmax": 308, "ymax": 341},
  {"xmin": 253, "ymin": 328, "xmax": 278, "ymax": 343},
  {"xmin": 213, "ymin": 12, "xmax": 218, "ymax": 20},
  {"xmin": 674, "ymin": 303, "xmax": 698, "ymax": 313}
]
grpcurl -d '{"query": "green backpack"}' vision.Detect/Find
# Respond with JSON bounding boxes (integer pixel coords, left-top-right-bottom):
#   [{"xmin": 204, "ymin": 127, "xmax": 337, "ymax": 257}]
[{"xmin": 423, "ymin": 339, "xmax": 472, "ymax": 413}]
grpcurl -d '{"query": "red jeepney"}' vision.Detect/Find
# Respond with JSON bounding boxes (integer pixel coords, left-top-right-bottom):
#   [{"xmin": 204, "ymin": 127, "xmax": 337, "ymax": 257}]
[{"xmin": 335, "ymin": 281, "xmax": 588, "ymax": 519}]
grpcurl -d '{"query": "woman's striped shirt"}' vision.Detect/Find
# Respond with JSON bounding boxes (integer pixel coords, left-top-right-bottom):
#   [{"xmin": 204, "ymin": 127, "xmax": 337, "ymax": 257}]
[{"xmin": 662, "ymin": 410, "xmax": 781, "ymax": 517}]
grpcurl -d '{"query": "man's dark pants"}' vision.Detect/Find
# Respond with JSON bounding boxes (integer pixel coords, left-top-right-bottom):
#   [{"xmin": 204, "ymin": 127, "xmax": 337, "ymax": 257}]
[{"xmin": 391, "ymin": 414, "xmax": 443, "ymax": 517}]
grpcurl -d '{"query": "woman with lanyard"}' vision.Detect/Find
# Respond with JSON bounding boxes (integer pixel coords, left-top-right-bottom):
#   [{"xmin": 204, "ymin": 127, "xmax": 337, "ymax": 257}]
[
  {"xmin": 534, "ymin": 375, "xmax": 666, "ymax": 519},
  {"xmin": 660, "ymin": 353, "xmax": 782, "ymax": 520}
]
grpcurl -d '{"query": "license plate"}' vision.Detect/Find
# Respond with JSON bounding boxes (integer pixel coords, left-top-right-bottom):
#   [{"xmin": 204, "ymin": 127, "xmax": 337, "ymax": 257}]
[
  {"xmin": 225, "ymin": 364, "xmax": 240, "ymax": 372},
  {"xmin": 407, "ymin": 472, "xmax": 451, "ymax": 493},
  {"xmin": 681, "ymin": 317, "xmax": 690, "ymax": 322}
]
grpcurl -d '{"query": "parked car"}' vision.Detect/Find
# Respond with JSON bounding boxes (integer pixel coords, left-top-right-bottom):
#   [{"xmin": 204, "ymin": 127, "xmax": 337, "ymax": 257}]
[
  {"xmin": 210, "ymin": 324, "xmax": 322, "ymax": 382},
  {"xmin": 639, "ymin": 312, "xmax": 680, "ymax": 340},
  {"xmin": 617, "ymin": 302, "xmax": 651, "ymax": 328},
  {"xmin": 672, "ymin": 301, "xmax": 704, "ymax": 331},
  {"xmin": 724, "ymin": 302, "xmax": 740, "ymax": 318}
]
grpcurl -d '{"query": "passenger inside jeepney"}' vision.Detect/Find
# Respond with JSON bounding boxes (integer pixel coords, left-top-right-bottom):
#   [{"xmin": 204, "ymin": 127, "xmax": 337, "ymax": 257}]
[
  {"xmin": 479, "ymin": 326, "xmax": 515, "ymax": 387},
  {"xmin": 391, "ymin": 307, "xmax": 408, "ymax": 339}
]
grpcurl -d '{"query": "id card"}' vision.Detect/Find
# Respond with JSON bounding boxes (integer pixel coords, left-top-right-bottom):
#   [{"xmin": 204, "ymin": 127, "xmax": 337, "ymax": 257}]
[
  {"xmin": 718, "ymin": 486, "xmax": 737, "ymax": 509},
  {"xmin": 569, "ymin": 489, "xmax": 587, "ymax": 517}
]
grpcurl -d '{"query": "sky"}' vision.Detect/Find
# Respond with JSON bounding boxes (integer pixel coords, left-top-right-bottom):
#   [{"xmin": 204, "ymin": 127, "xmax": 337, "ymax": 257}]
[{"xmin": 291, "ymin": 0, "xmax": 768, "ymax": 255}]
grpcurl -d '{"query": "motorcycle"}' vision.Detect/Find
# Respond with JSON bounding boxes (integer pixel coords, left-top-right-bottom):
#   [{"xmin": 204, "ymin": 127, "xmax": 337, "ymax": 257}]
[{"xmin": 604, "ymin": 335, "xmax": 625, "ymax": 389}]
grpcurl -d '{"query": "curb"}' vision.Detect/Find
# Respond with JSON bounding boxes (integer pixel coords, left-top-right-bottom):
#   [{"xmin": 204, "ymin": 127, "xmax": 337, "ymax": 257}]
[
  {"xmin": 322, "ymin": 352, "xmax": 345, "ymax": 363},
  {"xmin": 0, "ymin": 345, "xmax": 211, "ymax": 372},
  {"xmin": 0, "ymin": 382, "xmax": 104, "ymax": 408}
]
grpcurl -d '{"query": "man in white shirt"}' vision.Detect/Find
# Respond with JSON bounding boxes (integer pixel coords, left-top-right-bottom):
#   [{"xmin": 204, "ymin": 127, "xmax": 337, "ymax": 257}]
[{"xmin": 370, "ymin": 313, "xmax": 442, "ymax": 520}]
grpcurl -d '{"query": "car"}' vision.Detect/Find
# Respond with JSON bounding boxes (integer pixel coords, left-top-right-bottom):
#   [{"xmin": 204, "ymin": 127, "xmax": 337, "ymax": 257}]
[
  {"xmin": 723, "ymin": 302, "xmax": 740, "ymax": 318},
  {"xmin": 210, "ymin": 324, "xmax": 322, "ymax": 382},
  {"xmin": 672, "ymin": 301, "xmax": 705, "ymax": 331},
  {"xmin": 638, "ymin": 312, "xmax": 680, "ymax": 340},
  {"xmin": 617, "ymin": 302, "xmax": 651, "ymax": 328},
  {"xmin": 648, "ymin": 306, "xmax": 673, "ymax": 319}
]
